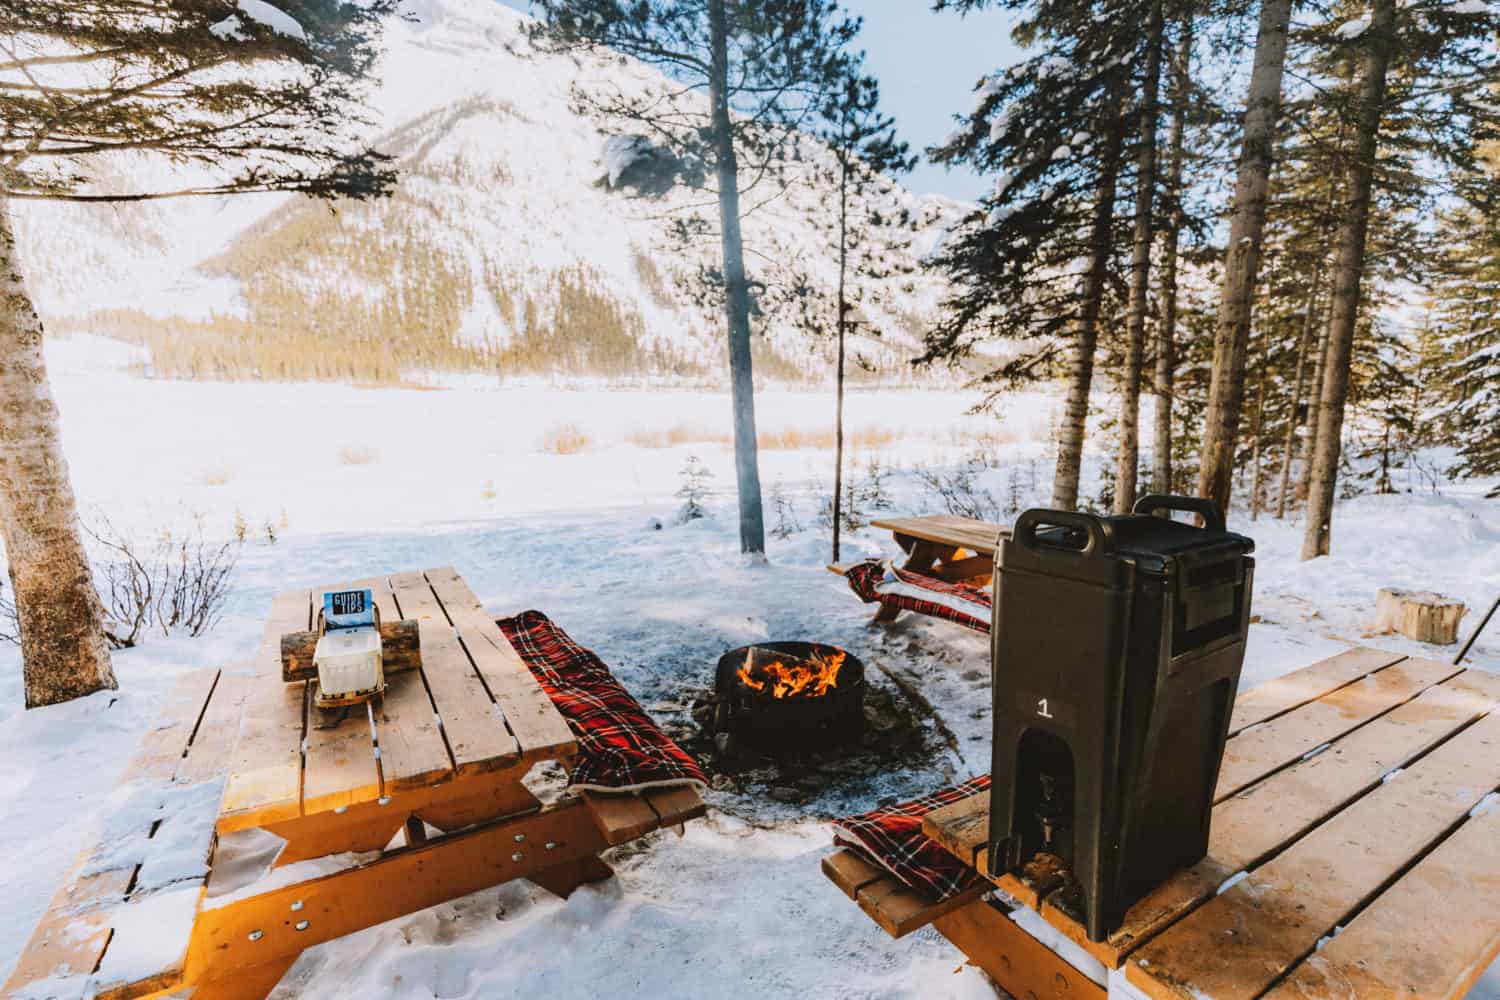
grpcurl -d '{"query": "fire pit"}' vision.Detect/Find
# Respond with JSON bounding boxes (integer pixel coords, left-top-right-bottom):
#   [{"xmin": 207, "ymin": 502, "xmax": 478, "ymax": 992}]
[{"xmin": 713, "ymin": 641, "xmax": 865, "ymax": 753}]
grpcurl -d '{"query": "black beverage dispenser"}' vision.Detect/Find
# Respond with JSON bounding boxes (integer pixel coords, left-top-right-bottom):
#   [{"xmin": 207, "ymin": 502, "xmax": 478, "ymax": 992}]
[{"xmin": 987, "ymin": 495, "xmax": 1254, "ymax": 941}]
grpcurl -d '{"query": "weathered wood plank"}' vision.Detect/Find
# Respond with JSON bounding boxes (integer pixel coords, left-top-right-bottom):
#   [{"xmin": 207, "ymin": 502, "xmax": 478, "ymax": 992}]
[
  {"xmin": 299, "ymin": 580, "xmax": 383, "ymax": 816},
  {"xmin": 870, "ymin": 515, "xmax": 1006, "ymax": 556},
  {"xmin": 424, "ymin": 566, "xmax": 576, "ymax": 759},
  {"xmin": 822, "ymin": 848, "xmax": 888, "ymax": 900},
  {"xmin": 176, "ymin": 673, "xmax": 248, "ymax": 787},
  {"xmin": 643, "ymin": 785, "xmax": 705, "ymax": 829},
  {"xmin": 580, "ymin": 790, "xmax": 659, "ymax": 846},
  {"xmin": 1215, "ymin": 654, "xmax": 1459, "ymax": 799},
  {"xmin": 1262, "ymin": 795, "xmax": 1500, "ymax": 1000},
  {"xmin": 923, "ymin": 790, "xmax": 991, "ymax": 874},
  {"xmin": 220, "ymin": 590, "xmax": 310, "ymax": 830},
  {"xmin": 855, "ymin": 876, "xmax": 988, "ymax": 939},
  {"xmin": 933, "ymin": 899, "xmax": 1107, "ymax": 1000},
  {"xmin": 389, "ymin": 570, "xmax": 520, "ymax": 774},
  {"xmin": 1126, "ymin": 705, "xmax": 1500, "ymax": 999},
  {"xmin": 1226, "ymin": 645, "xmax": 1406, "ymax": 736}
]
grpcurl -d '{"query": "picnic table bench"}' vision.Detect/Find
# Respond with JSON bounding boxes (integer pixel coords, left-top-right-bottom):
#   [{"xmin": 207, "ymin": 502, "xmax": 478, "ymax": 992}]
[
  {"xmin": 825, "ymin": 644, "xmax": 1500, "ymax": 999},
  {"xmin": 829, "ymin": 514, "xmax": 1006, "ymax": 626},
  {"xmin": 6, "ymin": 567, "xmax": 704, "ymax": 1000}
]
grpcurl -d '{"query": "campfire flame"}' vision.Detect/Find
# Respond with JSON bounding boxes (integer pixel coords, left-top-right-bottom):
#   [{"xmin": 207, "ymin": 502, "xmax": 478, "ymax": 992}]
[{"xmin": 737, "ymin": 648, "xmax": 847, "ymax": 699}]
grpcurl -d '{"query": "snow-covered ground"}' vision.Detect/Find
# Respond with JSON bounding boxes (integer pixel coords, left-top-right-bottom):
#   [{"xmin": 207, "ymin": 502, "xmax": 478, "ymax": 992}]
[{"xmin": 2, "ymin": 338, "xmax": 1498, "ymax": 998}]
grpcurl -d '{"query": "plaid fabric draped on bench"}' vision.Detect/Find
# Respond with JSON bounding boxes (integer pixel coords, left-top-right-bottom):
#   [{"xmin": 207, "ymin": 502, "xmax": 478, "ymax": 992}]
[
  {"xmin": 499, "ymin": 610, "xmax": 708, "ymax": 794},
  {"xmin": 843, "ymin": 559, "xmax": 992, "ymax": 633},
  {"xmin": 832, "ymin": 774, "xmax": 992, "ymax": 902}
]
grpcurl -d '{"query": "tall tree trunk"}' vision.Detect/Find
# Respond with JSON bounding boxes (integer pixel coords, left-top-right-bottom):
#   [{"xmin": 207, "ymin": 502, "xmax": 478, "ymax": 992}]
[
  {"xmin": 1053, "ymin": 97, "xmax": 1127, "ymax": 511},
  {"xmin": 1154, "ymin": 14, "xmax": 1194, "ymax": 497},
  {"xmin": 708, "ymin": 0, "xmax": 766, "ymax": 557},
  {"xmin": 1274, "ymin": 257, "xmax": 1324, "ymax": 517},
  {"xmin": 0, "ymin": 192, "xmax": 116, "ymax": 708},
  {"xmin": 1249, "ymin": 358, "xmax": 1267, "ymax": 519},
  {"xmin": 1114, "ymin": 0, "xmax": 1166, "ymax": 514},
  {"xmin": 1299, "ymin": 303, "xmax": 1334, "ymax": 503},
  {"xmin": 1196, "ymin": 0, "xmax": 1294, "ymax": 515},
  {"xmin": 1302, "ymin": 0, "xmax": 1396, "ymax": 560},
  {"xmin": 832, "ymin": 158, "xmax": 849, "ymax": 563}
]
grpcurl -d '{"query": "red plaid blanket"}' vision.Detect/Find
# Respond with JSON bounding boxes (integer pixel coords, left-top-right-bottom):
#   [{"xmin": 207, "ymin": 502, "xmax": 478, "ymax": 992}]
[
  {"xmin": 832, "ymin": 774, "xmax": 993, "ymax": 902},
  {"xmin": 844, "ymin": 559, "xmax": 992, "ymax": 633},
  {"xmin": 498, "ymin": 610, "xmax": 707, "ymax": 794}
]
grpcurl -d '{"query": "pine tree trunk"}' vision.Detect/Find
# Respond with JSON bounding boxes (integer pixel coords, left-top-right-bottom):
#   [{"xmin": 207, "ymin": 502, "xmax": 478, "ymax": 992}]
[
  {"xmin": 708, "ymin": 0, "xmax": 766, "ymax": 557},
  {"xmin": 1299, "ymin": 303, "xmax": 1334, "ymax": 503},
  {"xmin": 1053, "ymin": 97, "xmax": 1127, "ymax": 511},
  {"xmin": 1196, "ymin": 0, "xmax": 1294, "ymax": 515},
  {"xmin": 832, "ymin": 159, "xmax": 849, "ymax": 563},
  {"xmin": 1301, "ymin": 0, "xmax": 1396, "ymax": 560},
  {"xmin": 1249, "ymin": 359, "xmax": 1267, "ymax": 519},
  {"xmin": 1274, "ymin": 269, "xmax": 1319, "ymax": 517},
  {"xmin": 0, "ymin": 192, "xmax": 117, "ymax": 708},
  {"xmin": 1114, "ymin": 0, "xmax": 1166, "ymax": 515},
  {"xmin": 1154, "ymin": 15, "xmax": 1193, "ymax": 497}
]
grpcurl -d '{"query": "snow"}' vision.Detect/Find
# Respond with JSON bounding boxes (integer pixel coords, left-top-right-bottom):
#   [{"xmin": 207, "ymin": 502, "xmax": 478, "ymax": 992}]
[
  {"xmin": 0, "ymin": 343, "xmax": 1494, "ymax": 997},
  {"xmin": 91, "ymin": 887, "xmax": 199, "ymax": 991},
  {"xmin": 1449, "ymin": 0, "xmax": 1491, "ymax": 12},
  {"xmin": 211, "ymin": 0, "xmax": 308, "ymax": 42},
  {"xmin": 1336, "ymin": 15, "xmax": 1373, "ymax": 37}
]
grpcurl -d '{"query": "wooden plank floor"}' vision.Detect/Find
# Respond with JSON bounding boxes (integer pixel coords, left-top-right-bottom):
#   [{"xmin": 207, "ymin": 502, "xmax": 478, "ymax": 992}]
[{"xmin": 918, "ymin": 646, "xmax": 1500, "ymax": 999}]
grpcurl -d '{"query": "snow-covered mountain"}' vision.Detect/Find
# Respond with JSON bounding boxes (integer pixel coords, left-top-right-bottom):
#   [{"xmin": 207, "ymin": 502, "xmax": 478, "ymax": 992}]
[{"xmin": 16, "ymin": 0, "xmax": 965, "ymax": 383}]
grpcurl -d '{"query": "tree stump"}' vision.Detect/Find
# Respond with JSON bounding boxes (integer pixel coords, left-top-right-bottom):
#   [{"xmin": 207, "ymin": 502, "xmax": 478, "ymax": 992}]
[{"xmin": 1375, "ymin": 589, "xmax": 1467, "ymax": 645}]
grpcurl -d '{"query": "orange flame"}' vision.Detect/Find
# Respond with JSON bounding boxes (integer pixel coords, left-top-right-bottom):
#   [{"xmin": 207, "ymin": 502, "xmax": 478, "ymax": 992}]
[{"xmin": 737, "ymin": 648, "xmax": 847, "ymax": 699}]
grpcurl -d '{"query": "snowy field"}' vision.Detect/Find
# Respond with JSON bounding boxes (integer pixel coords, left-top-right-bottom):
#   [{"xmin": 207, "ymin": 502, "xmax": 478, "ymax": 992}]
[{"xmin": 2, "ymin": 336, "xmax": 1498, "ymax": 998}]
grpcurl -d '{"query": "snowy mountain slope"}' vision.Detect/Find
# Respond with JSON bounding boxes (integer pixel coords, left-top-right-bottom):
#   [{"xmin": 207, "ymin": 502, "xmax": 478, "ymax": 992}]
[{"xmin": 15, "ymin": 0, "xmax": 965, "ymax": 382}]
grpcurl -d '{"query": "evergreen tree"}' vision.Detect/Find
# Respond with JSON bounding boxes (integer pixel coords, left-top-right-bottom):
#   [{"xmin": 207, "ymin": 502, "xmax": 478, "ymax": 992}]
[
  {"xmin": 926, "ymin": 0, "xmax": 1138, "ymax": 510},
  {"xmin": 814, "ymin": 66, "xmax": 913, "ymax": 562},
  {"xmin": 1428, "ymin": 197, "xmax": 1500, "ymax": 493},
  {"xmin": 0, "ymin": 0, "xmax": 395, "ymax": 707},
  {"xmin": 1303, "ymin": 0, "xmax": 1500, "ymax": 556},
  {"xmin": 527, "ymin": 0, "xmax": 860, "ymax": 558}
]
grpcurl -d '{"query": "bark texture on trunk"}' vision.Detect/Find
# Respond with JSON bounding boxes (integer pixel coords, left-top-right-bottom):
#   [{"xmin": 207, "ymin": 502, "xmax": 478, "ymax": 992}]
[
  {"xmin": 1154, "ymin": 16, "xmax": 1194, "ymax": 497},
  {"xmin": 1299, "ymin": 305, "xmax": 1334, "ymax": 503},
  {"xmin": 1052, "ymin": 99, "xmax": 1127, "ymax": 511},
  {"xmin": 0, "ymin": 192, "xmax": 116, "ymax": 708},
  {"xmin": 1302, "ymin": 0, "xmax": 1396, "ymax": 560},
  {"xmin": 709, "ymin": 0, "xmax": 766, "ymax": 556},
  {"xmin": 1196, "ymin": 0, "xmax": 1294, "ymax": 515},
  {"xmin": 1114, "ymin": 0, "xmax": 1166, "ymax": 514}
]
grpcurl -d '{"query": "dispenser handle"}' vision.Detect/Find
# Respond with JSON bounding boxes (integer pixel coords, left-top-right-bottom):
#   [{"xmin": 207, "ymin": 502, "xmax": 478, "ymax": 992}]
[
  {"xmin": 1013, "ymin": 508, "xmax": 1114, "ymax": 560},
  {"xmin": 1132, "ymin": 494, "xmax": 1226, "ymax": 533}
]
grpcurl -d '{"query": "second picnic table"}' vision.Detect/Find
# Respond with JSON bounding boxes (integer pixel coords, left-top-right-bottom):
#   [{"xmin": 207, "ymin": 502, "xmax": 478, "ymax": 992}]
[{"xmin": 865, "ymin": 514, "xmax": 1005, "ymax": 620}]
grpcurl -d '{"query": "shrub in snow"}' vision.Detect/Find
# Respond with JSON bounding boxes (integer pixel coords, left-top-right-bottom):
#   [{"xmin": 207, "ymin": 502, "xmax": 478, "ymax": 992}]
[{"xmin": 676, "ymin": 456, "xmax": 713, "ymax": 523}]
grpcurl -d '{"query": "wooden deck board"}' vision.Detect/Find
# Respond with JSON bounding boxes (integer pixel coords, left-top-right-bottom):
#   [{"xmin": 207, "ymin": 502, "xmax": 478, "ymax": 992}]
[
  {"xmin": 390, "ymin": 570, "xmax": 520, "ymax": 774},
  {"xmin": 1226, "ymin": 645, "xmax": 1406, "ymax": 736},
  {"xmin": 1127, "ymin": 704, "xmax": 1500, "ymax": 1000},
  {"xmin": 1214, "ymin": 654, "xmax": 1460, "ymax": 799},
  {"xmin": 1261, "ymin": 794, "xmax": 1500, "ymax": 1000},
  {"xmin": 299, "ymin": 580, "xmax": 385, "ymax": 816}
]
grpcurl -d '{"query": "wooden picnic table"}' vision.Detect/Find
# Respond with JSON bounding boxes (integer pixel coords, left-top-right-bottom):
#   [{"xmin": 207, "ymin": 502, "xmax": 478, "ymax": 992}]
[
  {"xmin": 6, "ymin": 567, "xmax": 702, "ymax": 1000},
  {"xmin": 827, "ymin": 644, "xmax": 1500, "ymax": 1000},
  {"xmin": 865, "ymin": 515, "xmax": 1007, "ymax": 622}
]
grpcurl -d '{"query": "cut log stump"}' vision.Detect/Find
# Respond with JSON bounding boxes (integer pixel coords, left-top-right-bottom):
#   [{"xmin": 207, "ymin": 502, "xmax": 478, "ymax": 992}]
[{"xmin": 1375, "ymin": 589, "xmax": 1467, "ymax": 645}]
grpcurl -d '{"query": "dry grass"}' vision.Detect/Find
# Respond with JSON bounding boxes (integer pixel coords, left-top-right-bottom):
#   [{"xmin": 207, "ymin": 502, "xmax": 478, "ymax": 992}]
[
  {"xmin": 758, "ymin": 426, "xmax": 902, "ymax": 451},
  {"xmin": 626, "ymin": 424, "xmax": 730, "ymax": 449},
  {"xmin": 198, "ymin": 466, "xmax": 235, "ymax": 487},
  {"xmin": 540, "ymin": 422, "xmax": 591, "ymax": 455},
  {"xmin": 336, "ymin": 444, "xmax": 381, "ymax": 466}
]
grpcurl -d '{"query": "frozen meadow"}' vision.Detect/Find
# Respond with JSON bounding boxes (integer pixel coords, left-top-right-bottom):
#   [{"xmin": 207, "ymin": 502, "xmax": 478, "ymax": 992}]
[{"xmin": 1, "ymin": 337, "xmax": 1498, "ymax": 998}]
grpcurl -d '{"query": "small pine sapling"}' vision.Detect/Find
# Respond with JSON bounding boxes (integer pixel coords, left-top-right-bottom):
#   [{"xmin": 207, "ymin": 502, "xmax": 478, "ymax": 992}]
[{"xmin": 676, "ymin": 456, "xmax": 714, "ymax": 523}]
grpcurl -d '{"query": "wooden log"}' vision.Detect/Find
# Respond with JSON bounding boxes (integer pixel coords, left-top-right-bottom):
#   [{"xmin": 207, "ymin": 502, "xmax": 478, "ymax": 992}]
[
  {"xmin": 279, "ymin": 619, "xmax": 422, "ymax": 682},
  {"xmin": 1375, "ymin": 588, "xmax": 1467, "ymax": 644}
]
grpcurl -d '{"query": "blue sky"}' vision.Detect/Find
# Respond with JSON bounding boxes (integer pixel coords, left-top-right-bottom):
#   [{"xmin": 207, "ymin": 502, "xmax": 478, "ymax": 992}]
[{"xmin": 499, "ymin": 2, "xmax": 1023, "ymax": 201}]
